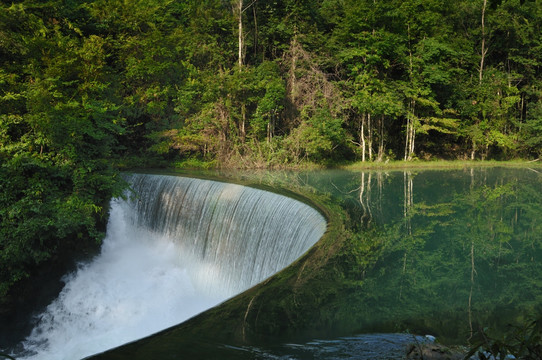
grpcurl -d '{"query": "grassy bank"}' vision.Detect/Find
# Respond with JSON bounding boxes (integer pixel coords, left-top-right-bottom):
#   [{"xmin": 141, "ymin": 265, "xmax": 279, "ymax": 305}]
[
  {"xmin": 343, "ymin": 159, "xmax": 542, "ymax": 171},
  {"xmin": 118, "ymin": 154, "xmax": 542, "ymax": 173}
]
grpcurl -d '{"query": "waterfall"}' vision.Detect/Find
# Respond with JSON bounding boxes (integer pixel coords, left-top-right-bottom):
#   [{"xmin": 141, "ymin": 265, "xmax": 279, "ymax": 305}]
[{"xmin": 11, "ymin": 174, "xmax": 326, "ymax": 360}]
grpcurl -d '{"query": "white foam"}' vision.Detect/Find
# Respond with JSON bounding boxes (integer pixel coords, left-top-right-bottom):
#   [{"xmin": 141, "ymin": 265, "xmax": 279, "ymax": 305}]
[
  {"xmin": 17, "ymin": 199, "xmax": 220, "ymax": 360},
  {"xmin": 14, "ymin": 175, "xmax": 326, "ymax": 360}
]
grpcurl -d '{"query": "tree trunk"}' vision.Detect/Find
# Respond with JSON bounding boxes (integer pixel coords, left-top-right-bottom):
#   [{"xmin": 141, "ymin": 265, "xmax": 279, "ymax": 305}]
[
  {"xmin": 216, "ymin": 100, "xmax": 230, "ymax": 157},
  {"xmin": 471, "ymin": 140, "xmax": 476, "ymax": 160},
  {"xmin": 253, "ymin": 4, "xmax": 258, "ymax": 59},
  {"xmin": 267, "ymin": 111, "xmax": 275, "ymax": 143},
  {"xmin": 404, "ymin": 24, "xmax": 416, "ymax": 162},
  {"xmin": 412, "ymin": 132, "xmax": 416, "ymax": 159},
  {"xmin": 410, "ymin": 102, "xmax": 416, "ymax": 160},
  {"xmin": 377, "ymin": 115, "xmax": 385, "ymax": 162},
  {"xmin": 404, "ymin": 100, "xmax": 416, "ymax": 161},
  {"xmin": 404, "ymin": 116, "xmax": 410, "ymax": 161},
  {"xmin": 237, "ymin": 0, "xmax": 243, "ymax": 68},
  {"xmin": 403, "ymin": 114, "xmax": 410, "ymax": 161},
  {"xmin": 367, "ymin": 113, "xmax": 373, "ymax": 161},
  {"xmin": 479, "ymin": 0, "xmax": 488, "ymax": 84},
  {"xmin": 360, "ymin": 113, "xmax": 366, "ymax": 162},
  {"xmin": 240, "ymin": 103, "xmax": 246, "ymax": 143},
  {"xmin": 288, "ymin": 37, "xmax": 298, "ymax": 103}
]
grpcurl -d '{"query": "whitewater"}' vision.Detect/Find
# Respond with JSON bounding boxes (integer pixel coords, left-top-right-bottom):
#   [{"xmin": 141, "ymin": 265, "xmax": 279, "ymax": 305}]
[{"xmin": 9, "ymin": 175, "xmax": 326, "ymax": 360}]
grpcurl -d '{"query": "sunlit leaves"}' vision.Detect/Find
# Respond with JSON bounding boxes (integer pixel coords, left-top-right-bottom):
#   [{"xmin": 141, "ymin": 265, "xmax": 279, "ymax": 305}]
[{"xmin": 0, "ymin": 0, "xmax": 127, "ymax": 302}]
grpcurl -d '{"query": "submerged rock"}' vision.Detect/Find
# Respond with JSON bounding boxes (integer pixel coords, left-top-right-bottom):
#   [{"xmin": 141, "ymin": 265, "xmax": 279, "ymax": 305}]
[{"xmin": 406, "ymin": 342, "xmax": 465, "ymax": 360}]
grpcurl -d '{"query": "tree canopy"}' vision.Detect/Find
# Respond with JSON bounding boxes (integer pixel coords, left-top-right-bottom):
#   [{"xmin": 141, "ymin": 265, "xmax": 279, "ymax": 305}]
[{"xmin": 3, "ymin": 0, "xmax": 542, "ymax": 168}]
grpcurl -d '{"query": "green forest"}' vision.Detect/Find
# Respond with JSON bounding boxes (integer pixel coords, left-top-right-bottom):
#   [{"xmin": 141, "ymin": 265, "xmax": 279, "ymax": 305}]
[{"xmin": 1, "ymin": 0, "xmax": 542, "ymax": 315}]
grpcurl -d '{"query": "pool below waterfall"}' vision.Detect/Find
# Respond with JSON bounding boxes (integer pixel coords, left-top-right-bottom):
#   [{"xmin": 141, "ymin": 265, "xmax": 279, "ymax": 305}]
[
  {"xmin": 4, "ymin": 174, "xmax": 326, "ymax": 360},
  {"xmin": 4, "ymin": 167, "xmax": 542, "ymax": 360}
]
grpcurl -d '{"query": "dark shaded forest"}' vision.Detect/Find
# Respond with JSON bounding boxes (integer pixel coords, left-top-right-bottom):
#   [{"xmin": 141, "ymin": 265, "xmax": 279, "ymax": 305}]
[{"xmin": 1, "ymin": 0, "xmax": 542, "ymax": 313}]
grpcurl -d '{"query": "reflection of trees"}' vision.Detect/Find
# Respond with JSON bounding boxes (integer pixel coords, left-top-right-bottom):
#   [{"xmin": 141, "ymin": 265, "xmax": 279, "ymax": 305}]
[
  {"xmin": 400, "ymin": 171, "xmax": 414, "ymax": 299},
  {"xmin": 348, "ymin": 170, "xmax": 415, "ymax": 232},
  {"xmin": 457, "ymin": 174, "xmax": 542, "ymax": 341},
  {"xmin": 403, "ymin": 171, "xmax": 414, "ymax": 235},
  {"xmin": 348, "ymin": 169, "xmax": 542, "ymax": 343},
  {"xmin": 216, "ymin": 168, "xmax": 542, "ymax": 345},
  {"xmin": 468, "ymin": 168, "xmax": 476, "ymax": 340},
  {"xmin": 328, "ymin": 171, "xmax": 386, "ymax": 228},
  {"xmin": 359, "ymin": 172, "xmax": 372, "ymax": 226}
]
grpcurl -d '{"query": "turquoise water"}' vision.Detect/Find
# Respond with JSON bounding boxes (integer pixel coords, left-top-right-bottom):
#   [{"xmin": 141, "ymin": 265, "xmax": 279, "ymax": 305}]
[
  {"xmin": 287, "ymin": 167, "xmax": 542, "ymax": 342},
  {"xmin": 81, "ymin": 167, "xmax": 542, "ymax": 358}
]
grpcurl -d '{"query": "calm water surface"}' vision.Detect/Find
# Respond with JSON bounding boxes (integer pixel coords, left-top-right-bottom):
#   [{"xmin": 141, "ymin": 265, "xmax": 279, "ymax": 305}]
[
  {"xmin": 111, "ymin": 166, "xmax": 542, "ymax": 359},
  {"xmin": 285, "ymin": 167, "xmax": 542, "ymax": 343},
  {"xmin": 8, "ymin": 167, "xmax": 540, "ymax": 360}
]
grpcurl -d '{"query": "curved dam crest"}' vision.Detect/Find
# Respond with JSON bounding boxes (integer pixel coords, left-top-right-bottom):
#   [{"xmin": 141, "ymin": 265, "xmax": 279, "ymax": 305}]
[
  {"xmin": 12, "ymin": 174, "xmax": 327, "ymax": 360},
  {"xmin": 128, "ymin": 174, "xmax": 327, "ymax": 296}
]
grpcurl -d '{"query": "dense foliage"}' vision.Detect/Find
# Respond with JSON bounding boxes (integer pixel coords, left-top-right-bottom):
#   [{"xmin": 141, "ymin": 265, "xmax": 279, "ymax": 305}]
[
  {"xmin": 1, "ymin": 0, "xmax": 542, "ymax": 311},
  {"xmin": 126, "ymin": 0, "xmax": 542, "ymax": 164},
  {"xmin": 0, "ymin": 1, "xmax": 126, "ymax": 307},
  {"xmin": 467, "ymin": 314, "xmax": 542, "ymax": 359},
  {"xmin": 4, "ymin": 0, "xmax": 540, "ymax": 169}
]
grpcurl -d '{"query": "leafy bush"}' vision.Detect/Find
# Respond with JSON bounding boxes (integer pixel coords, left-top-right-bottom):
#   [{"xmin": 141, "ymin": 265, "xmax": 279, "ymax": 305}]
[{"xmin": 466, "ymin": 315, "xmax": 542, "ymax": 360}]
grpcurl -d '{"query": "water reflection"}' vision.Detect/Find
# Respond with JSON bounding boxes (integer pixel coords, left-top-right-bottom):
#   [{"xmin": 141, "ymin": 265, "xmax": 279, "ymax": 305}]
[
  {"xmin": 324, "ymin": 168, "xmax": 541, "ymax": 343},
  {"xmin": 88, "ymin": 167, "xmax": 542, "ymax": 359},
  {"xmin": 235, "ymin": 333, "xmax": 436, "ymax": 360},
  {"xmin": 238, "ymin": 167, "xmax": 542, "ymax": 343}
]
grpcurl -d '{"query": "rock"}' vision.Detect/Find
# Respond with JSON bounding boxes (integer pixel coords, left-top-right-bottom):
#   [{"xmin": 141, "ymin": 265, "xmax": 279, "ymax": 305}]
[{"xmin": 406, "ymin": 342, "xmax": 465, "ymax": 360}]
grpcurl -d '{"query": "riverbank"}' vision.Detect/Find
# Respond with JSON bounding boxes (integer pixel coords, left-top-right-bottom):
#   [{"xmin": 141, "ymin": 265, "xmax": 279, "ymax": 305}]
[
  {"xmin": 343, "ymin": 159, "xmax": 542, "ymax": 170},
  {"xmin": 117, "ymin": 154, "xmax": 542, "ymax": 172}
]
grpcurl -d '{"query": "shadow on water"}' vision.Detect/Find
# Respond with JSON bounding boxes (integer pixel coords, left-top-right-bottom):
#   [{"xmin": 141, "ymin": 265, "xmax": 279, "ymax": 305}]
[{"xmin": 230, "ymin": 333, "xmax": 439, "ymax": 360}]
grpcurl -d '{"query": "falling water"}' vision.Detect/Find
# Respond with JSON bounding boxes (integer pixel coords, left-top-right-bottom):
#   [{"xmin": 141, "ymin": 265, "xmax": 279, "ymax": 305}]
[{"xmin": 10, "ymin": 174, "xmax": 326, "ymax": 360}]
